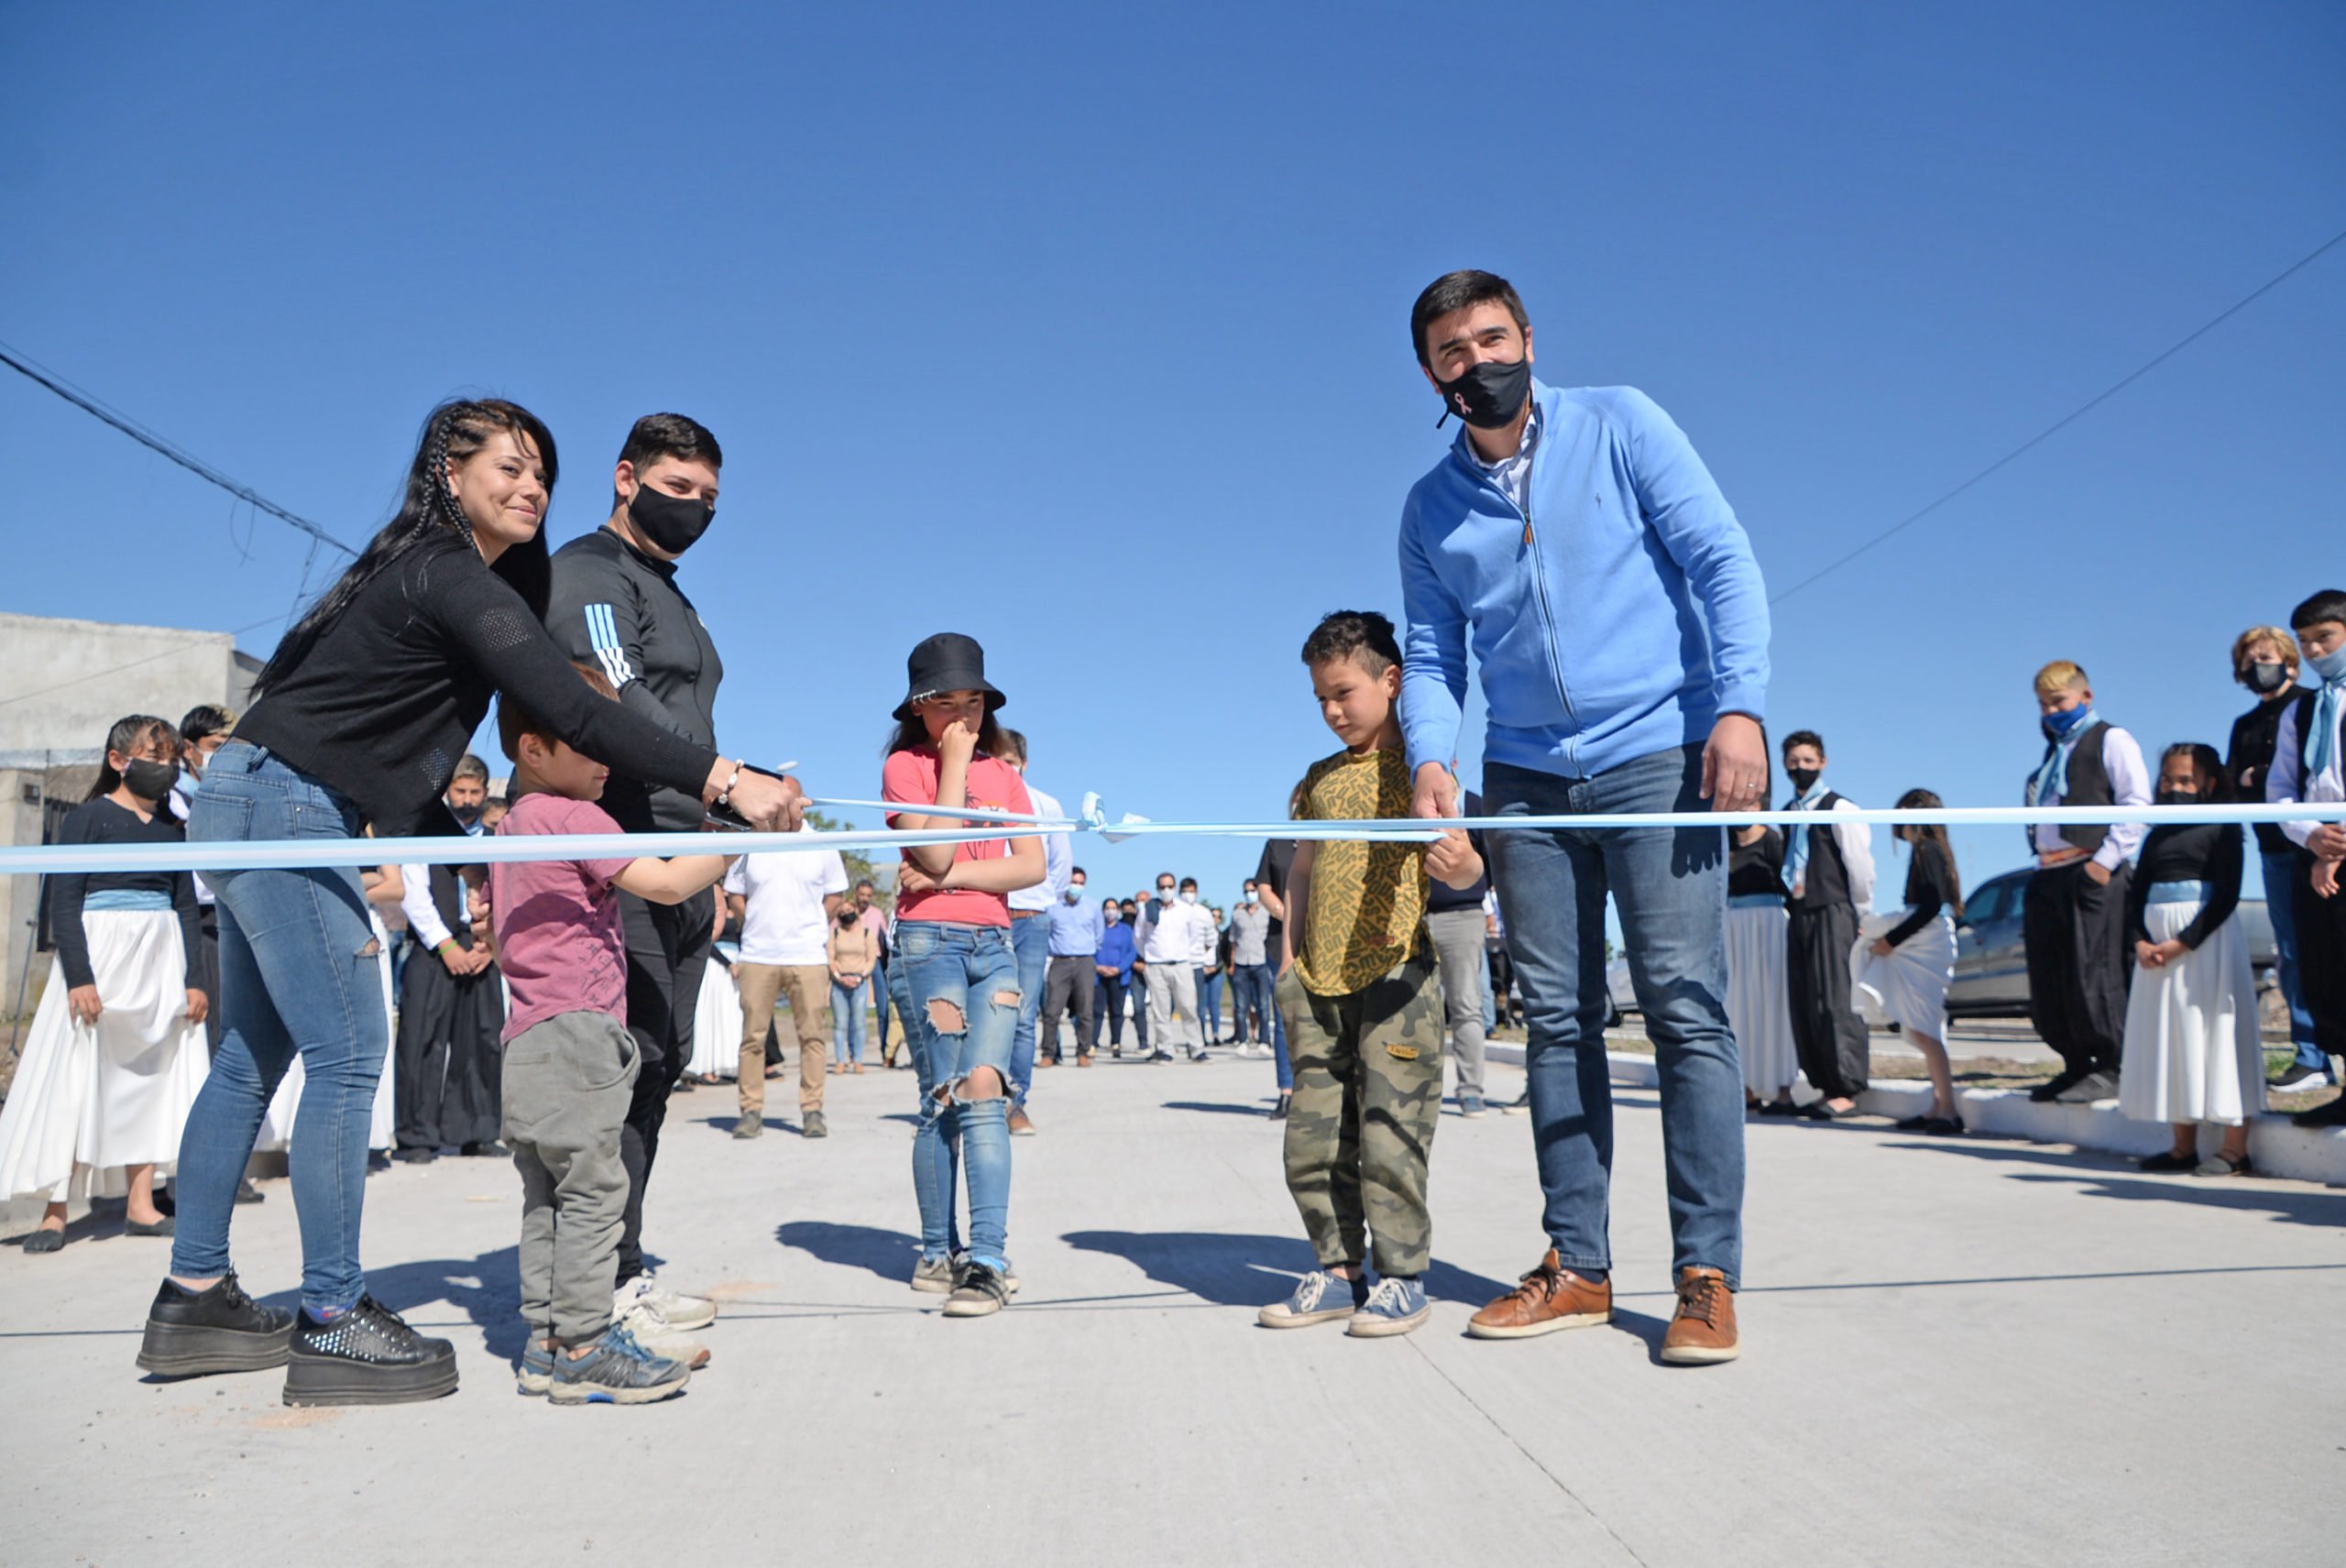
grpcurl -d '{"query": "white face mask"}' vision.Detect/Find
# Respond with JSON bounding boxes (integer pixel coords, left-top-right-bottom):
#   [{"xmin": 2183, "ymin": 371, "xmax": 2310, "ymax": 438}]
[
  {"xmin": 1244, "ymin": 891, "xmax": 1258, "ymax": 905},
  {"xmin": 1065, "ymin": 884, "xmax": 1084, "ymax": 903},
  {"xmin": 1179, "ymin": 891, "xmax": 1198, "ymax": 905},
  {"xmin": 1157, "ymin": 888, "xmax": 1176, "ymax": 903}
]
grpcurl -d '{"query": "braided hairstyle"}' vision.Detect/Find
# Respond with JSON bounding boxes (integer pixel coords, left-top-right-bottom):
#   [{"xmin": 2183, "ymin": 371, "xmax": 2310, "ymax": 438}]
[{"xmin": 257, "ymin": 399, "xmax": 558, "ymax": 693}]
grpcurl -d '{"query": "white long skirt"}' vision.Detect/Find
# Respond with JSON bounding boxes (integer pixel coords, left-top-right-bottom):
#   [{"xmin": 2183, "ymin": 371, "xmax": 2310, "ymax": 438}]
[
  {"xmin": 1725, "ymin": 903, "xmax": 1799, "ymax": 1096},
  {"xmin": 688, "ymin": 957, "xmax": 744, "ymax": 1080},
  {"xmin": 2120, "ymin": 905, "xmax": 2264, "ymax": 1127},
  {"xmin": 256, "ymin": 909, "xmax": 397, "ymax": 1153},
  {"xmin": 1853, "ymin": 910, "xmax": 1955, "ymax": 1040},
  {"xmin": 0, "ymin": 911, "xmax": 210, "ymax": 1201}
]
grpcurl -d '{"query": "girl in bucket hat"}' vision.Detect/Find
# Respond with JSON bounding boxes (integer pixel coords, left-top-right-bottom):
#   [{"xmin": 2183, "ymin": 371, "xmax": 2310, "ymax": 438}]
[{"xmin": 880, "ymin": 633, "xmax": 1045, "ymax": 1317}]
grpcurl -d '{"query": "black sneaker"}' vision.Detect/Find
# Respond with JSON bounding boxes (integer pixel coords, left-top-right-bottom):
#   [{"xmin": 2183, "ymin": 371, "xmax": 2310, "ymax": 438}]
[
  {"xmin": 2270, "ymin": 1063, "xmax": 2335, "ymax": 1093},
  {"xmin": 137, "ymin": 1271, "xmax": 296, "ymax": 1377},
  {"xmin": 1269, "ymin": 1091, "xmax": 1291, "ymax": 1121},
  {"xmin": 235, "ymin": 1179, "xmax": 266, "ymax": 1205},
  {"xmin": 281, "ymin": 1295, "xmax": 458, "ymax": 1407},
  {"xmin": 460, "ymin": 1141, "xmax": 510, "ymax": 1158},
  {"xmin": 1502, "ymin": 1086, "xmax": 1533, "ymax": 1114},
  {"xmin": 2139, "ymin": 1149, "xmax": 2198, "ymax": 1173},
  {"xmin": 2291, "ymin": 1093, "xmax": 2346, "ymax": 1129},
  {"xmin": 393, "ymin": 1146, "xmax": 437, "ymax": 1164},
  {"xmin": 2029, "ymin": 1068, "xmax": 2086, "ymax": 1103}
]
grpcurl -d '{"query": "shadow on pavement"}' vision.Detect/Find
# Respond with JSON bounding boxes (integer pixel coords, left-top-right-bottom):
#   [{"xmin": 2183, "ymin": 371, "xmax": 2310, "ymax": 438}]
[
  {"xmin": 1062, "ymin": 1228, "xmax": 1514, "ymax": 1309},
  {"xmin": 252, "ymin": 1245, "xmax": 529, "ymax": 1359},
  {"xmin": 1159, "ymin": 1101, "xmax": 1273, "ymax": 1118},
  {"xmin": 1890, "ymin": 1138, "xmax": 2346, "ymax": 1225},
  {"xmin": 775, "ymin": 1220, "xmax": 923, "ymax": 1283}
]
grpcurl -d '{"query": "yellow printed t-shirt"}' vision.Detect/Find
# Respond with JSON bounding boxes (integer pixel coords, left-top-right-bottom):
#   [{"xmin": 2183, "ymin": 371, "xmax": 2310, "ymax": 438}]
[{"xmin": 1291, "ymin": 746, "xmax": 1427, "ymax": 997}]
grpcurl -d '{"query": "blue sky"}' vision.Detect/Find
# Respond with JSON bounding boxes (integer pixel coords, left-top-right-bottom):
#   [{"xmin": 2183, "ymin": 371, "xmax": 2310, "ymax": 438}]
[{"xmin": 5, "ymin": 0, "xmax": 2341, "ymax": 914}]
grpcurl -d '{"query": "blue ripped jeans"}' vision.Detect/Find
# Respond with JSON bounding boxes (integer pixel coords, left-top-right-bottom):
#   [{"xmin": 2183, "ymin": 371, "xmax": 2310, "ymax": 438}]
[
  {"xmin": 897, "ymin": 921, "xmax": 1021, "ymax": 1270},
  {"xmin": 169, "ymin": 742, "xmax": 388, "ymax": 1315}
]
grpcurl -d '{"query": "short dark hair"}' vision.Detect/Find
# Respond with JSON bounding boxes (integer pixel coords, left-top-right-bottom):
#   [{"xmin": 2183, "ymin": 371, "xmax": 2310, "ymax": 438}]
[
  {"xmin": 615, "ymin": 413, "xmax": 722, "ymax": 507},
  {"xmin": 1301, "ymin": 609, "xmax": 1402, "ymax": 676},
  {"xmin": 1179, "ymin": 876, "xmax": 1198, "ymax": 891},
  {"xmin": 2160, "ymin": 741, "xmax": 2230, "ymax": 800},
  {"xmin": 1409, "ymin": 269, "xmax": 1530, "ymax": 368},
  {"xmin": 995, "ymin": 727, "xmax": 1027, "ymax": 766},
  {"xmin": 499, "ymin": 663, "xmax": 617, "ymax": 762},
  {"xmin": 2290, "ymin": 588, "xmax": 2346, "ymax": 630},
  {"xmin": 1781, "ymin": 729, "xmax": 1825, "ymax": 758},
  {"xmin": 179, "ymin": 704, "xmax": 236, "ymax": 744},
  {"xmin": 1070, "ymin": 865, "xmax": 1086, "ymax": 879}
]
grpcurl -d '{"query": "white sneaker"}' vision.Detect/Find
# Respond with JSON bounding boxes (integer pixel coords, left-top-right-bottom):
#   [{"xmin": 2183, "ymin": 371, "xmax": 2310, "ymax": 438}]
[
  {"xmin": 613, "ymin": 1300, "xmax": 711, "ymax": 1368},
  {"xmin": 616, "ymin": 1272, "xmax": 717, "ymax": 1332}
]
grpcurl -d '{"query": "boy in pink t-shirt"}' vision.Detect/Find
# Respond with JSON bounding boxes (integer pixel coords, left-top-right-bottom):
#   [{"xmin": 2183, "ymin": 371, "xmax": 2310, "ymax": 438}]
[{"xmin": 489, "ymin": 666, "xmax": 733, "ymax": 1407}]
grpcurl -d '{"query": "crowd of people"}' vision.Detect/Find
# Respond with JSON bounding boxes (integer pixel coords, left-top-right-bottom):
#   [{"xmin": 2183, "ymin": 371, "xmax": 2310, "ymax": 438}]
[{"xmin": 1, "ymin": 269, "xmax": 2339, "ymax": 1412}]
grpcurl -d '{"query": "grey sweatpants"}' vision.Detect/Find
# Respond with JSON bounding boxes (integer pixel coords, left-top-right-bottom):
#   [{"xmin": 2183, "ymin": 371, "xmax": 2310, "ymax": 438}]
[
  {"xmin": 1425, "ymin": 907, "xmax": 1488, "ymax": 1100},
  {"xmin": 502, "ymin": 1010, "xmax": 641, "ymax": 1344}
]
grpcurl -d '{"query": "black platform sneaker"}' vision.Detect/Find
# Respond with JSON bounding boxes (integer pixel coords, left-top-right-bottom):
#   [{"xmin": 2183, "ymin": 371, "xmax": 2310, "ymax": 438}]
[
  {"xmin": 281, "ymin": 1295, "xmax": 459, "ymax": 1407},
  {"xmin": 137, "ymin": 1271, "xmax": 296, "ymax": 1377}
]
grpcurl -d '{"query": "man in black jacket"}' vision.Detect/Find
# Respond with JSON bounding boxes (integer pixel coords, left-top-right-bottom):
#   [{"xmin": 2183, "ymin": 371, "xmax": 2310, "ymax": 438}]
[{"xmin": 545, "ymin": 413, "xmax": 798, "ymax": 1333}]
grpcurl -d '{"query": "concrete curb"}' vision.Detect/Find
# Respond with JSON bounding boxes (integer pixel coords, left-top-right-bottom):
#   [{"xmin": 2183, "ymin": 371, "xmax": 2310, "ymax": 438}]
[{"xmin": 1483, "ymin": 1041, "xmax": 2346, "ymax": 1186}]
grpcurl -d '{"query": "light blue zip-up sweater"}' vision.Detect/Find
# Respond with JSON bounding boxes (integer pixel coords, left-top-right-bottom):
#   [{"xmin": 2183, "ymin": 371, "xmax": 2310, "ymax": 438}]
[{"xmin": 1398, "ymin": 380, "xmax": 1770, "ymax": 783}]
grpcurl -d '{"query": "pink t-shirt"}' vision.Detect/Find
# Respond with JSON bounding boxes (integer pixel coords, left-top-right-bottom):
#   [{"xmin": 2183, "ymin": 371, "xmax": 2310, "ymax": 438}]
[
  {"xmin": 489, "ymin": 793, "xmax": 637, "ymax": 1043},
  {"xmin": 881, "ymin": 746, "xmax": 1033, "ymax": 929}
]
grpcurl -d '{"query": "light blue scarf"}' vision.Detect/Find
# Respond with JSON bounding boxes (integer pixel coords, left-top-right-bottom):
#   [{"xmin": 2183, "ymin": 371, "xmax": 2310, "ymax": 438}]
[
  {"xmin": 2026, "ymin": 706, "xmax": 2101, "ymax": 808},
  {"xmin": 1782, "ymin": 783, "xmax": 1827, "ymax": 894},
  {"xmin": 2306, "ymin": 652, "xmax": 2346, "ymax": 784}
]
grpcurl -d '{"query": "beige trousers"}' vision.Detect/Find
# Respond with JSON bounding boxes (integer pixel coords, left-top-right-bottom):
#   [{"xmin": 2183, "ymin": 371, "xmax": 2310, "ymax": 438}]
[{"xmin": 738, "ymin": 961, "xmax": 831, "ymax": 1115}]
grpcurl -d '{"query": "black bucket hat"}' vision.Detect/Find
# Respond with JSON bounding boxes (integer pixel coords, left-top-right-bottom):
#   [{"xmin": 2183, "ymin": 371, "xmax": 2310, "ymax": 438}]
[{"xmin": 893, "ymin": 631, "xmax": 1006, "ymax": 721}]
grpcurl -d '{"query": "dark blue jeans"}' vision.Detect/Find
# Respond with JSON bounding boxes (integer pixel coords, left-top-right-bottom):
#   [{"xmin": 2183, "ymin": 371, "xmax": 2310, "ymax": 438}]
[
  {"xmin": 1233, "ymin": 961, "xmax": 1277, "ymax": 1044},
  {"xmin": 2264, "ymin": 850, "xmax": 2327, "ymax": 1076},
  {"xmin": 169, "ymin": 742, "xmax": 386, "ymax": 1314},
  {"xmin": 1198, "ymin": 967, "xmax": 1224, "ymax": 1040},
  {"xmin": 1007, "ymin": 914, "xmax": 1050, "ymax": 1109},
  {"xmin": 1485, "ymin": 744, "xmax": 1742, "ymax": 1288}
]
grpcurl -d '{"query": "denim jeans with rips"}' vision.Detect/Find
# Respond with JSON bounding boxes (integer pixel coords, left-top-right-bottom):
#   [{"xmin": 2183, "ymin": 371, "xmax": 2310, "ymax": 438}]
[
  {"xmin": 1006, "ymin": 913, "xmax": 1050, "ymax": 1109},
  {"xmin": 170, "ymin": 741, "xmax": 388, "ymax": 1315},
  {"xmin": 1485, "ymin": 744, "xmax": 1743, "ymax": 1288},
  {"xmin": 898, "ymin": 921, "xmax": 1021, "ymax": 1269}
]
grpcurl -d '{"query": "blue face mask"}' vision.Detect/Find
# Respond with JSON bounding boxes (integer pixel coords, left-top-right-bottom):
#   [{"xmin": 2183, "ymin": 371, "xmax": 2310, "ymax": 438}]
[
  {"xmin": 2041, "ymin": 704, "xmax": 2090, "ymax": 740},
  {"xmin": 2308, "ymin": 646, "xmax": 2346, "ymax": 685}
]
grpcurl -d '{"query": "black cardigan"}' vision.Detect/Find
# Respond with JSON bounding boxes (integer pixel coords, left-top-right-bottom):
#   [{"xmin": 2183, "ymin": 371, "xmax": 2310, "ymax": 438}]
[
  {"xmin": 47, "ymin": 798, "xmax": 201, "ymax": 989},
  {"xmin": 237, "ymin": 534, "xmax": 718, "ymax": 838},
  {"xmin": 2124, "ymin": 822, "xmax": 2244, "ymax": 952}
]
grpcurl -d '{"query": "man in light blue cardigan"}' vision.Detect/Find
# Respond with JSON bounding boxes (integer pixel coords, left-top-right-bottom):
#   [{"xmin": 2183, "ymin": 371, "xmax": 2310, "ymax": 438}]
[{"xmin": 1396, "ymin": 269, "xmax": 1770, "ymax": 1366}]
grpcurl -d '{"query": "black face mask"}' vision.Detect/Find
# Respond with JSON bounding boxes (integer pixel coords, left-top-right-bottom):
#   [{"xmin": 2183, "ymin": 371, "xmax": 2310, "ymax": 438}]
[
  {"xmin": 2154, "ymin": 787, "xmax": 2203, "ymax": 806},
  {"xmin": 2245, "ymin": 661, "xmax": 2290, "ymax": 696},
  {"xmin": 451, "ymin": 802, "xmax": 482, "ymax": 826},
  {"xmin": 1786, "ymin": 765, "xmax": 1823, "ymax": 795},
  {"xmin": 122, "ymin": 758, "xmax": 181, "ymax": 802},
  {"xmin": 629, "ymin": 483, "xmax": 716, "ymax": 556},
  {"xmin": 1433, "ymin": 357, "xmax": 1532, "ymax": 431}
]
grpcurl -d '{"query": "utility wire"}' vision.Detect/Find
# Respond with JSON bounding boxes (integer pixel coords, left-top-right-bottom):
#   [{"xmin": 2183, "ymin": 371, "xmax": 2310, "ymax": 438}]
[
  {"xmin": 1770, "ymin": 224, "xmax": 2346, "ymax": 605},
  {"xmin": 0, "ymin": 339, "xmax": 356, "ymax": 561},
  {"xmin": 0, "ymin": 614, "xmax": 285, "ymax": 711}
]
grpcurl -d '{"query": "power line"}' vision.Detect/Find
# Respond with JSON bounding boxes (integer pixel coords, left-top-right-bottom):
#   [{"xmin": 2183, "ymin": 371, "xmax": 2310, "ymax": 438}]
[
  {"xmin": 0, "ymin": 339, "xmax": 357, "ymax": 562},
  {"xmin": 1770, "ymin": 224, "xmax": 2346, "ymax": 606}
]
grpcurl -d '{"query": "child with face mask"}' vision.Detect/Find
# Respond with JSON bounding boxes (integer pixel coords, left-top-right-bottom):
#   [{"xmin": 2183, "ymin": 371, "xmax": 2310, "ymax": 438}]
[
  {"xmin": 2265, "ymin": 587, "xmax": 2346, "ymax": 1127},
  {"xmin": 2119, "ymin": 744, "xmax": 2263, "ymax": 1175},
  {"xmin": 0, "ymin": 716, "xmax": 212, "ymax": 1253},
  {"xmin": 1854, "ymin": 792, "xmax": 1965, "ymax": 1133}
]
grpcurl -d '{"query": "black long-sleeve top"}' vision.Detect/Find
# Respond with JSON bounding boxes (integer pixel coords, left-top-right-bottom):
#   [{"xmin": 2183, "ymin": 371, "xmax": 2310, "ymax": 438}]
[
  {"xmin": 236, "ymin": 533, "xmax": 718, "ymax": 839},
  {"xmin": 2228, "ymin": 695, "xmax": 2307, "ymax": 857},
  {"xmin": 2124, "ymin": 821, "xmax": 2244, "ymax": 951},
  {"xmin": 1727, "ymin": 828, "xmax": 1786, "ymax": 902},
  {"xmin": 47, "ymin": 798, "xmax": 201, "ymax": 989},
  {"xmin": 1883, "ymin": 838, "xmax": 1960, "ymax": 948}
]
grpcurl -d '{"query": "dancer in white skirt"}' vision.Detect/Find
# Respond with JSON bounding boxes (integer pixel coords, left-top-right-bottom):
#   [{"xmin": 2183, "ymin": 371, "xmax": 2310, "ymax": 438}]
[
  {"xmin": 1725, "ymin": 824, "xmax": 1800, "ymax": 1114},
  {"xmin": 1856, "ymin": 789, "xmax": 1965, "ymax": 1135},
  {"xmin": 2121, "ymin": 744, "xmax": 2264, "ymax": 1177},
  {"xmin": 0, "ymin": 716, "xmax": 210, "ymax": 1252},
  {"xmin": 688, "ymin": 943, "xmax": 748, "ymax": 1083}
]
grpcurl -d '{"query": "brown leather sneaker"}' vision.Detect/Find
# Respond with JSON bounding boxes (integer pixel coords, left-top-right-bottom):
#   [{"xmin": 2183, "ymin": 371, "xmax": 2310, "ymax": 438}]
[
  {"xmin": 1466, "ymin": 1249, "xmax": 1612, "ymax": 1340},
  {"xmin": 1659, "ymin": 1266, "xmax": 1739, "ymax": 1365}
]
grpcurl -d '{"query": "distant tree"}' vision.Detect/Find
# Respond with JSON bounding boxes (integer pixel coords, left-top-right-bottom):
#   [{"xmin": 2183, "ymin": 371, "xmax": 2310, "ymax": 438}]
[{"xmin": 805, "ymin": 806, "xmax": 881, "ymax": 899}]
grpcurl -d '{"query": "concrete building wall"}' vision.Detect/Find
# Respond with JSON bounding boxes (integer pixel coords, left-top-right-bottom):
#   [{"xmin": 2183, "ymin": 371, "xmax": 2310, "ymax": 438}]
[{"xmin": 0, "ymin": 612, "xmax": 262, "ymax": 1027}]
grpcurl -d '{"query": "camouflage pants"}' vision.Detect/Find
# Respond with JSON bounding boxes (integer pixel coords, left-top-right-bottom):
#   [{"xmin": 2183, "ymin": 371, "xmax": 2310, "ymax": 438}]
[{"xmin": 1277, "ymin": 949, "xmax": 1443, "ymax": 1277}]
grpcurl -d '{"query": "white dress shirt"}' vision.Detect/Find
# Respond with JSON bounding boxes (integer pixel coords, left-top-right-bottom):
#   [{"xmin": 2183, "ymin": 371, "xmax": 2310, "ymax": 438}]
[
  {"xmin": 1142, "ymin": 900, "xmax": 1212, "ymax": 965},
  {"xmin": 1007, "ymin": 784, "xmax": 1069, "ymax": 914},
  {"xmin": 401, "ymin": 865, "xmax": 454, "ymax": 949},
  {"xmin": 2267, "ymin": 694, "xmax": 2343, "ymax": 849}
]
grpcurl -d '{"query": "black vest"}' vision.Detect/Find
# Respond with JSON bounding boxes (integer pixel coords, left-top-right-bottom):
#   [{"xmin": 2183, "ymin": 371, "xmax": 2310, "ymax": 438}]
[
  {"xmin": 1787, "ymin": 792, "xmax": 1853, "ymax": 910},
  {"xmin": 2027, "ymin": 719, "xmax": 2112, "ymax": 855},
  {"xmin": 429, "ymin": 862, "xmax": 476, "ymax": 951}
]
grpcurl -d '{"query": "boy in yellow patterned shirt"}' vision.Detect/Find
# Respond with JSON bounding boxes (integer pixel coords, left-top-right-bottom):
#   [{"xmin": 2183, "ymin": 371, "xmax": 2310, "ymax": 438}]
[{"xmin": 1261, "ymin": 611, "xmax": 1483, "ymax": 1338}]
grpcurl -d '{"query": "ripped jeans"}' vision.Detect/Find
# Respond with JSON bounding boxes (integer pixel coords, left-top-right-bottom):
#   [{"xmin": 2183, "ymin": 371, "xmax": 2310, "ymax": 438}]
[{"xmin": 897, "ymin": 921, "xmax": 1020, "ymax": 1271}]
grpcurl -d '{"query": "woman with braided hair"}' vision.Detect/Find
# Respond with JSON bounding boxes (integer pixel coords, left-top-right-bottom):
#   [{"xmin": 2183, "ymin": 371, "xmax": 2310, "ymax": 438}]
[{"xmin": 137, "ymin": 399, "xmax": 800, "ymax": 1408}]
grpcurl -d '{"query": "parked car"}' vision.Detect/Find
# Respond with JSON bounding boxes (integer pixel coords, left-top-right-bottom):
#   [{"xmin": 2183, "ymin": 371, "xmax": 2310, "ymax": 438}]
[{"xmin": 1947, "ymin": 865, "xmax": 2275, "ymax": 1019}]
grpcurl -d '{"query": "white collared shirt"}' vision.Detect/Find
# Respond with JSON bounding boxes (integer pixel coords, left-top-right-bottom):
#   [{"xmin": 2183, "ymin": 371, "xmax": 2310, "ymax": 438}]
[{"xmin": 1464, "ymin": 402, "xmax": 1540, "ymax": 518}]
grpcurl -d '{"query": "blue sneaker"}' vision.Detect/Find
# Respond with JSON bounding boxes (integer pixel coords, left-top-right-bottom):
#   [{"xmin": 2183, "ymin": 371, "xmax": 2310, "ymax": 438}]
[
  {"xmin": 548, "ymin": 1324, "xmax": 692, "ymax": 1406},
  {"xmin": 1460, "ymin": 1094, "xmax": 1487, "ymax": 1118},
  {"xmin": 516, "ymin": 1336, "xmax": 554, "ymax": 1397},
  {"xmin": 1346, "ymin": 1275, "xmax": 1430, "ymax": 1338},
  {"xmin": 1256, "ymin": 1269, "xmax": 1368, "ymax": 1329}
]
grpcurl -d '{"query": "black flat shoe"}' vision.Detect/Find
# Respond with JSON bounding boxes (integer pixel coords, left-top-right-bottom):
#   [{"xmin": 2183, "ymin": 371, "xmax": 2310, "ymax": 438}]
[
  {"xmin": 460, "ymin": 1141, "xmax": 509, "ymax": 1158},
  {"xmin": 235, "ymin": 1179, "xmax": 266, "ymax": 1205},
  {"xmin": 2138, "ymin": 1149, "xmax": 2198, "ymax": 1173},
  {"xmin": 2291, "ymin": 1095, "xmax": 2346, "ymax": 1129},
  {"xmin": 1919, "ymin": 1115, "xmax": 1966, "ymax": 1136},
  {"xmin": 1758, "ymin": 1100, "xmax": 1799, "ymax": 1118},
  {"xmin": 138, "ymin": 1270, "xmax": 295, "ymax": 1376},
  {"xmin": 1803, "ymin": 1101, "xmax": 1857, "ymax": 1121},
  {"xmin": 1895, "ymin": 1113, "xmax": 1933, "ymax": 1131},
  {"xmin": 125, "ymin": 1216, "xmax": 175, "ymax": 1237},
  {"xmin": 393, "ymin": 1147, "xmax": 437, "ymax": 1164},
  {"xmin": 1269, "ymin": 1092, "xmax": 1291, "ymax": 1121},
  {"xmin": 23, "ymin": 1226, "xmax": 65, "ymax": 1254}
]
